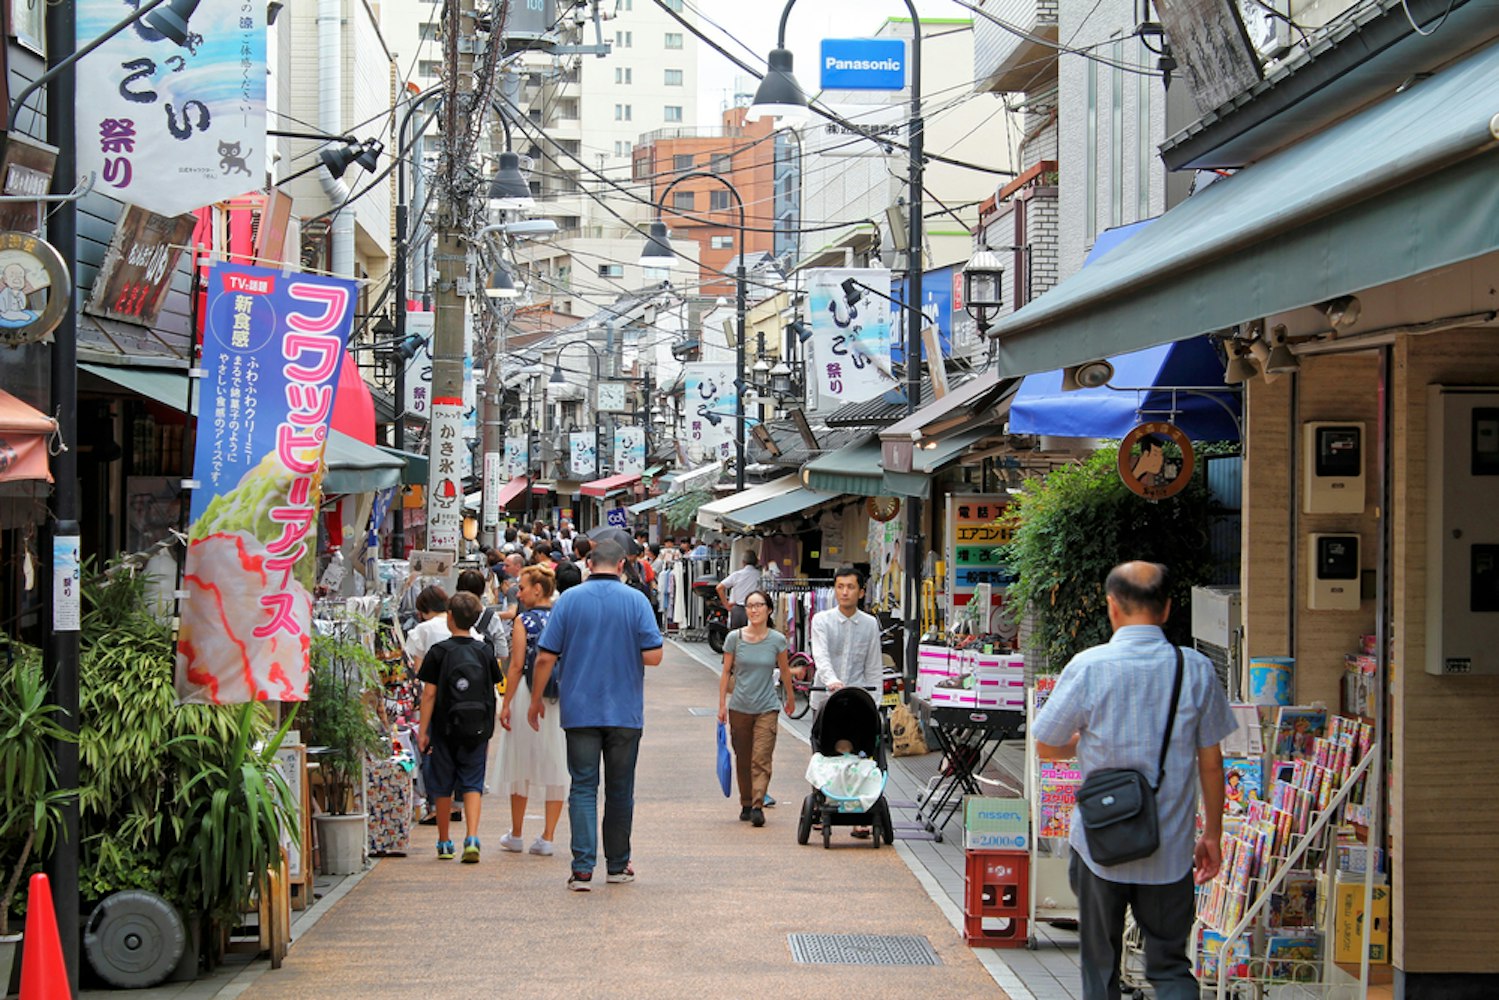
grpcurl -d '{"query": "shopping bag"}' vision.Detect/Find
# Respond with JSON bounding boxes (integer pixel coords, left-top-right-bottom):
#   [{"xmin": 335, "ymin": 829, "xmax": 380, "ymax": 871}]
[
  {"xmin": 890, "ymin": 699, "xmax": 928, "ymax": 757},
  {"xmin": 716, "ymin": 721, "xmax": 733, "ymax": 797}
]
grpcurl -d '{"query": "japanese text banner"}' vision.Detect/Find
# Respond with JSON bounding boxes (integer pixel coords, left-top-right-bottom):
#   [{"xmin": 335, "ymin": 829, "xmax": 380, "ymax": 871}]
[
  {"xmin": 176, "ymin": 263, "xmax": 357, "ymax": 704},
  {"xmin": 683, "ymin": 364, "xmax": 737, "ymax": 467},
  {"xmin": 77, "ymin": 0, "xmax": 267, "ymax": 217},
  {"xmin": 614, "ymin": 425, "xmax": 645, "ymax": 476},
  {"xmin": 806, "ymin": 267, "xmax": 897, "ymax": 412},
  {"xmin": 569, "ymin": 432, "xmax": 596, "ymax": 478}
]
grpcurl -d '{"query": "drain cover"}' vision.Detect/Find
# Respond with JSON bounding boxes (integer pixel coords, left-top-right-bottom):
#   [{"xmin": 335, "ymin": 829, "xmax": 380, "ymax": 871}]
[
  {"xmin": 788, "ymin": 934, "xmax": 941, "ymax": 966},
  {"xmin": 686, "ymin": 707, "xmax": 717, "ymax": 716}
]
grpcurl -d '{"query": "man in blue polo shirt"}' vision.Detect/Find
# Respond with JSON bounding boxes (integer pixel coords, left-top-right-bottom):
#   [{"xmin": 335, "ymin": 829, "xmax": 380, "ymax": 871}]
[{"xmin": 529, "ymin": 538, "xmax": 663, "ymax": 892}]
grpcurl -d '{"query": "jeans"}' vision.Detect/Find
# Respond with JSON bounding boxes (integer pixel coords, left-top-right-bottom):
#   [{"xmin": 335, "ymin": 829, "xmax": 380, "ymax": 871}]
[
  {"xmin": 565, "ymin": 726, "xmax": 642, "ymax": 875},
  {"xmin": 1069, "ymin": 853, "xmax": 1197, "ymax": 1000}
]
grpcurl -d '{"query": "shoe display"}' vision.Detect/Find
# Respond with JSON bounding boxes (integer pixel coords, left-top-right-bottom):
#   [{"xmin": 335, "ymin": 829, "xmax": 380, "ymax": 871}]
[
  {"xmin": 568, "ymin": 871, "xmax": 592, "ymax": 892},
  {"xmin": 499, "ymin": 832, "xmax": 525, "ymax": 853},
  {"xmin": 436, "ymin": 840, "xmax": 455, "ymax": 860},
  {"xmin": 739, "ymin": 806, "xmax": 752, "ymax": 822},
  {"xmin": 461, "ymin": 837, "xmax": 481, "ymax": 863},
  {"xmin": 751, "ymin": 808, "xmax": 766, "ymax": 828},
  {"xmin": 529, "ymin": 837, "xmax": 554, "ymax": 856},
  {"xmin": 606, "ymin": 866, "xmax": 635, "ymax": 884}
]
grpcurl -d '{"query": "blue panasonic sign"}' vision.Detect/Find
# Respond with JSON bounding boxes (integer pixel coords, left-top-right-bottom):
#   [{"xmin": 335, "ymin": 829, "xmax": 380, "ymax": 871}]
[{"xmin": 819, "ymin": 38, "xmax": 907, "ymax": 91}]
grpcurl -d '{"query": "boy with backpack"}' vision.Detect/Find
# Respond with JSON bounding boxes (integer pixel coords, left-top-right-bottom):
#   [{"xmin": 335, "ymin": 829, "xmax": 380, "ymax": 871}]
[{"xmin": 418, "ymin": 591, "xmax": 502, "ymax": 863}]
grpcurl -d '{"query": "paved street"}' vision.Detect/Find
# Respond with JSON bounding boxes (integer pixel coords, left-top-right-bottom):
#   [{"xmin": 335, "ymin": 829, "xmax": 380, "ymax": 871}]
[{"xmin": 234, "ymin": 640, "xmax": 1007, "ymax": 1000}]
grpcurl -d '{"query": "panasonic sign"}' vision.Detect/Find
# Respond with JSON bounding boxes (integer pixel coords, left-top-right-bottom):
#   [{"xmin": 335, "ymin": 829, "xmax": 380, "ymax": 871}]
[{"xmin": 819, "ymin": 38, "xmax": 907, "ymax": 91}]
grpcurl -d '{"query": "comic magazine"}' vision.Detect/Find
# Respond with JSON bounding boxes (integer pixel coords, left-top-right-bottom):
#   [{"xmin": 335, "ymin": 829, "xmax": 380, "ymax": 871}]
[
  {"xmin": 1273, "ymin": 706, "xmax": 1328, "ymax": 758},
  {"xmin": 1037, "ymin": 759, "xmax": 1080, "ymax": 838},
  {"xmin": 1223, "ymin": 758, "xmax": 1262, "ymax": 817},
  {"xmin": 1268, "ymin": 870, "xmax": 1319, "ymax": 928},
  {"xmin": 1197, "ymin": 927, "xmax": 1251, "ymax": 982},
  {"xmin": 1266, "ymin": 932, "xmax": 1321, "ymax": 981}
]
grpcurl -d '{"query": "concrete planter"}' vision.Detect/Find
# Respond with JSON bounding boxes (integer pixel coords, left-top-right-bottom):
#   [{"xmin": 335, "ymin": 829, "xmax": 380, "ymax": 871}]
[{"xmin": 314, "ymin": 813, "xmax": 367, "ymax": 875}]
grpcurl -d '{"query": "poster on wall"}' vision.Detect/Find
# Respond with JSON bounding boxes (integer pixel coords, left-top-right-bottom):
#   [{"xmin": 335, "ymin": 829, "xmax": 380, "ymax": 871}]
[
  {"xmin": 426, "ymin": 398, "xmax": 465, "ymax": 553},
  {"xmin": 176, "ymin": 263, "xmax": 356, "ymax": 704},
  {"xmin": 569, "ymin": 431, "xmax": 596, "ymax": 478},
  {"xmin": 76, "ymin": 0, "xmax": 266, "ymax": 217},
  {"xmin": 865, "ymin": 517, "xmax": 904, "ymax": 610},
  {"xmin": 683, "ymin": 363, "xmax": 737, "ymax": 466},
  {"xmin": 945, "ymin": 494, "xmax": 1015, "ymax": 638},
  {"xmin": 806, "ymin": 267, "xmax": 897, "ymax": 413},
  {"xmin": 614, "ymin": 425, "xmax": 645, "ymax": 476}
]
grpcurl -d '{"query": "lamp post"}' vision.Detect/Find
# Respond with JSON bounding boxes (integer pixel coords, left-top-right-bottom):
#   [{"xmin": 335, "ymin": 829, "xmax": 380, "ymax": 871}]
[
  {"xmin": 749, "ymin": 0, "xmax": 925, "ymax": 693},
  {"xmin": 639, "ymin": 171, "xmax": 748, "ymax": 490}
]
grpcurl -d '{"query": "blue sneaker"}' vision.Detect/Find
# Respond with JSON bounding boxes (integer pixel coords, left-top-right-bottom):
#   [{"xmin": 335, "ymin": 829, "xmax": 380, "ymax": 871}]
[
  {"xmin": 764, "ymin": 794, "xmax": 776, "ymax": 807},
  {"xmin": 461, "ymin": 836, "xmax": 481, "ymax": 863},
  {"xmin": 437, "ymin": 840, "xmax": 455, "ymax": 860}
]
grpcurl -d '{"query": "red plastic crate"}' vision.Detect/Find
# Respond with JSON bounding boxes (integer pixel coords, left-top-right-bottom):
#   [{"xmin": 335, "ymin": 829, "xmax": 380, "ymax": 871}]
[
  {"xmin": 964, "ymin": 913, "xmax": 1028, "ymax": 948},
  {"xmin": 964, "ymin": 850, "xmax": 1029, "ymax": 919}
]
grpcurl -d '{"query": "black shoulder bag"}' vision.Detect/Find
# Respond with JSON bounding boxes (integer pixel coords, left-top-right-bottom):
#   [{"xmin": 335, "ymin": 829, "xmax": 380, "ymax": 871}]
[{"xmin": 1074, "ymin": 646, "xmax": 1184, "ymax": 866}]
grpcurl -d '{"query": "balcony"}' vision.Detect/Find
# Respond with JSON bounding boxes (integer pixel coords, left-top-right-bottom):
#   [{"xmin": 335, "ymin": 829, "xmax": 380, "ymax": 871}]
[
  {"xmin": 638, "ymin": 125, "xmax": 744, "ymax": 145},
  {"xmin": 972, "ymin": 0, "xmax": 1059, "ymax": 94}
]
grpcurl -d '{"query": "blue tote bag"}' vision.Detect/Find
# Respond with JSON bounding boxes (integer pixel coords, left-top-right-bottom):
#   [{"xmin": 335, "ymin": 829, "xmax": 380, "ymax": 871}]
[{"xmin": 716, "ymin": 721, "xmax": 732, "ymax": 797}]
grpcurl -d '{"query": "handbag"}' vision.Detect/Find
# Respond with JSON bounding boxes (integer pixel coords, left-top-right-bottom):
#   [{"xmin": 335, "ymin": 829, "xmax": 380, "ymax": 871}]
[
  {"xmin": 1074, "ymin": 646, "xmax": 1184, "ymax": 866},
  {"xmin": 715, "ymin": 720, "xmax": 733, "ymax": 797}
]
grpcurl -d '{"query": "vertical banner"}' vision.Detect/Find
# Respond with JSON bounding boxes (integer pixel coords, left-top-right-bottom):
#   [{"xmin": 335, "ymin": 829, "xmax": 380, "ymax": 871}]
[
  {"xmin": 401, "ymin": 312, "xmax": 435, "ymax": 421},
  {"xmin": 177, "ymin": 263, "xmax": 356, "ymax": 704},
  {"xmin": 944, "ymin": 494, "xmax": 1015, "ymax": 639},
  {"xmin": 77, "ymin": 0, "xmax": 266, "ymax": 216},
  {"xmin": 481, "ymin": 451, "xmax": 502, "ymax": 528},
  {"xmin": 426, "ymin": 399, "xmax": 465, "ymax": 553},
  {"xmin": 614, "ymin": 425, "xmax": 645, "ymax": 476},
  {"xmin": 569, "ymin": 431, "xmax": 596, "ymax": 478},
  {"xmin": 503, "ymin": 420, "xmax": 528, "ymax": 480},
  {"xmin": 807, "ymin": 267, "xmax": 897, "ymax": 413},
  {"xmin": 683, "ymin": 363, "xmax": 736, "ymax": 466}
]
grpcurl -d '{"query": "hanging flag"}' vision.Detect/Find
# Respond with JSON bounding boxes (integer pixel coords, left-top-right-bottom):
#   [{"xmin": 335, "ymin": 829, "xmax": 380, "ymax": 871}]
[
  {"xmin": 683, "ymin": 363, "xmax": 737, "ymax": 467},
  {"xmin": 76, "ymin": 0, "xmax": 267, "ymax": 217},
  {"xmin": 504, "ymin": 421, "xmax": 528, "ymax": 480},
  {"xmin": 569, "ymin": 431, "xmax": 596, "ymax": 477},
  {"xmin": 176, "ymin": 263, "xmax": 356, "ymax": 704},
  {"xmin": 614, "ymin": 425, "xmax": 645, "ymax": 476},
  {"xmin": 806, "ymin": 267, "xmax": 897, "ymax": 412}
]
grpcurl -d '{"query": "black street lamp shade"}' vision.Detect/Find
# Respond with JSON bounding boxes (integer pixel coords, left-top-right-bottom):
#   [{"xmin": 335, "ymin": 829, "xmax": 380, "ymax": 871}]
[
  {"xmin": 144, "ymin": 0, "xmax": 203, "ymax": 46},
  {"xmin": 487, "ymin": 265, "xmax": 519, "ymax": 299},
  {"xmin": 746, "ymin": 48, "xmax": 809, "ymax": 123},
  {"xmin": 963, "ymin": 248, "xmax": 1005, "ymax": 310},
  {"xmin": 639, "ymin": 220, "xmax": 675, "ymax": 267},
  {"xmin": 319, "ymin": 142, "xmax": 363, "ymax": 180},
  {"xmin": 488, "ymin": 151, "xmax": 534, "ymax": 210},
  {"xmin": 355, "ymin": 139, "xmax": 384, "ymax": 172}
]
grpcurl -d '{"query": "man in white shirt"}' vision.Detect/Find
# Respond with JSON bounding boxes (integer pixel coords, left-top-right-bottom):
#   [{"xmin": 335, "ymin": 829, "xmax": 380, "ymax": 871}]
[
  {"xmin": 716, "ymin": 551, "xmax": 763, "ymax": 630},
  {"xmin": 809, "ymin": 567, "xmax": 883, "ymax": 715}
]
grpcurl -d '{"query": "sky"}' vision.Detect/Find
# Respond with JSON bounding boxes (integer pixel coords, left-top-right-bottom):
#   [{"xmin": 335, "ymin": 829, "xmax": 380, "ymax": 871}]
[{"xmin": 690, "ymin": 0, "xmax": 970, "ymax": 123}]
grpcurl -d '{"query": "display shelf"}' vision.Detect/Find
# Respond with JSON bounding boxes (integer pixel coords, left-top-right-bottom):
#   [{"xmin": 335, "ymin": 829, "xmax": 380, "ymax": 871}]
[{"xmin": 1024, "ymin": 684, "xmax": 1079, "ymax": 945}]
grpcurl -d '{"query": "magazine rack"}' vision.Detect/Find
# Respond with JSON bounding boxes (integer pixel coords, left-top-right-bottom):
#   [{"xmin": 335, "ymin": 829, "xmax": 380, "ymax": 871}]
[{"xmin": 1023, "ymin": 685, "xmax": 1080, "ymax": 945}]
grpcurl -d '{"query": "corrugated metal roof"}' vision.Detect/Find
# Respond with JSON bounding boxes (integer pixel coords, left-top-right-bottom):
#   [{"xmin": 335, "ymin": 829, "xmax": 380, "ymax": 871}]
[{"xmin": 823, "ymin": 381, "xmax": 947, "ymax": 428}]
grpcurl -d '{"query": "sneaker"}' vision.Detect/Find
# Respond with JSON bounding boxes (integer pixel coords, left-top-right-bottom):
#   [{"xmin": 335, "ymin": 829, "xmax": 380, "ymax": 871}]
[
  {"xmin": 606, "ymin": 866, "xmax": 636, "ymax": 884},
  {"xmin": 739, "ymin": 806, "xmax": 752, "ymax": 822},
  {"xmin": 499, "ymin": 832, "xmax": 525, "ymax": 853},
  {"xmin": 436, "ymin": 840, "xmax": 455, "ymax": 860},
  {"xmin": 461, "ymin": 837, "xmax": 481, "ymax": 863},
  {"xmin": 751, "ymin": 808, "xmax": 766, "ymax": 828},
  {"xmin": 529, "ymin": 837, "xmax": 554, "ymax": 856},
  {"xmin": 763, "ymin": 794, "xmax": 776, "ymax": 807},
  {"xmin": 567, "ymin": 871, "xmax": 593, "ymax": 892}
]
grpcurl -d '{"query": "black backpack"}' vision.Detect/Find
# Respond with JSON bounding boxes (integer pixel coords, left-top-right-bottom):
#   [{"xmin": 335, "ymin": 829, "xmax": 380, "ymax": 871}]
[{"xmin": 440, "ymin": 641, "xmax": 496, "ymax": 748}]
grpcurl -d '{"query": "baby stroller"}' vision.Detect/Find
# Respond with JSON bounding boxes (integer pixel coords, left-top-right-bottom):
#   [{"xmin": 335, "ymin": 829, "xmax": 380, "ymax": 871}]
[{"xmin": 796, "ymin": 687, "xmax": 897, "ymax": 849}]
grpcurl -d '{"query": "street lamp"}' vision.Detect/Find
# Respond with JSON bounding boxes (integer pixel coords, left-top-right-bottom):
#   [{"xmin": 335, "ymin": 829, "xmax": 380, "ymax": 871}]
[
  {"xmin": 639, "ymin": 170, "xmax": 748, "ymax": 490},
  {"xmin": 962, "ymin": 246, "xmax": 1005, "ymax": 336},
  {"xmin": 749, "ymin": 0, "xmax": 927, "ymax": 698},
  {"xmin": 487, "ymin": 150, "xmax": 534, "ymax": 211}
]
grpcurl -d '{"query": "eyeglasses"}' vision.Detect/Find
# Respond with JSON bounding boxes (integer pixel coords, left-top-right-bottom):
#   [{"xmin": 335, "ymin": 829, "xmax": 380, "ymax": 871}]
[{"xmin": 744, "ymin": 601, "xmax": 768, "ymax": 609}]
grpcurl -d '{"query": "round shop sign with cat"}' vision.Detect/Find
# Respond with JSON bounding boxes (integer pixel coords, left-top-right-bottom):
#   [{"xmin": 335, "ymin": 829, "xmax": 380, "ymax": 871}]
[
  {"xmin": 1117, "ymin": 421, "xmax": 1195, "ymax": 501},
  {"xmin": 0, "ymin": 230, "xmax": 70, "ymax": 347}
]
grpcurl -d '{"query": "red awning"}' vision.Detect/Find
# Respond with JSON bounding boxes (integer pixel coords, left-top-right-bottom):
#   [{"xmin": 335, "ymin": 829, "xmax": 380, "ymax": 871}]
[
  {"xmin": 0, "ymin": 389, "xmax": 57, "ymax": 483},
  {"xmin": 579, "ymin": 472, "xmax": 641, "ymax": 498},
  {"xmin": 331, "ymin": 350, "xmax": 376, "ymax": 445},
  {"xmin": 495, "ymin": 477, "xmax": 529, "ymax": 507}
]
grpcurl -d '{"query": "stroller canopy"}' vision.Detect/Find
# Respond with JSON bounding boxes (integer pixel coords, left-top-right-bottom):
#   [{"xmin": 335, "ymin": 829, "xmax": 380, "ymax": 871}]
[{"xmin": 812, "ymin": 687, "xmax": 882, "ymax": 759}]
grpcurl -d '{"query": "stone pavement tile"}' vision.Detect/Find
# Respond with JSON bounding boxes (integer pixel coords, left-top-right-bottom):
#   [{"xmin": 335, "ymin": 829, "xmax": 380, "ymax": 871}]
[{"xmin": 235, "ymin": 641, "xmax": 1007, "ymax": 1000}]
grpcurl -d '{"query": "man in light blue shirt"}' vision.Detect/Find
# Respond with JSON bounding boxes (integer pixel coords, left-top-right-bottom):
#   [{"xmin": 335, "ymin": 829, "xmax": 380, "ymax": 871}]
[{"xmin": 1033, "ymin": 561, "xmax": 1237, "ymax": 1000}]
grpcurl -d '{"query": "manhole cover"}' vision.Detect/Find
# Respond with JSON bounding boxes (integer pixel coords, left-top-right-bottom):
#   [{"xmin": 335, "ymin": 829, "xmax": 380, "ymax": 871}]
[
  {"xmin": 787, "ymin": 934, "xmax": 941, "ymax": 966},
  {"xmin": 686, "ymin": 707, "xmax": 717, "ymax": 716}
]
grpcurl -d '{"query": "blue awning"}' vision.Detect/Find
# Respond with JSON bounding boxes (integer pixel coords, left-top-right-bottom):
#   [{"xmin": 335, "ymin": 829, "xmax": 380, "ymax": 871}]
[{"xmin": 1009, "ymin": 336, "xmax": 1240, "ymax": 441}]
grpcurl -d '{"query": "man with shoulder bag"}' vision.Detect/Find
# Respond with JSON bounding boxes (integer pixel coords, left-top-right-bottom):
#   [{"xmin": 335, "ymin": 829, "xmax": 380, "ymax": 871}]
[{"xmin": 1032, "ymin": 562, "xmax": 1238, "ymax": 1000}]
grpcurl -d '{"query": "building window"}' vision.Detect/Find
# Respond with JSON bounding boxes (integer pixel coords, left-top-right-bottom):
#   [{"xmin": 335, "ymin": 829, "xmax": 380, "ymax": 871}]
[
  {"xmin": 662, "ymin": 0, "xmax": 682, "ymax": 8},
  {"xmin": 672, "ymin": 191, "xmax": 694, "ymax": 211},
  {"xmin": 709, "ymin": 190, "xmax": 730, "ymax": 211},
  {"xmin": 615, "ymin": 141, "xmax": 625, "ymax": 157},
  {"xmin": 1085, "ymin": 58, "xmax": 1097, "ymax": 242},
  {"xmin": 711, "ymin": 153, "xmax": 731, "ymax": 175},
  {"xmin": 418, "ymin": 60, "xmax": 443, "ymax": 79},
  {"xmin": 665, "ymin": 69, "xmax": 683, "ymax": 86},
  {"xmin": 663, "ymin": 105, "xmax": 683, "ymax": 123},
  {"xmin": 615, "ymin": 104, "xmax": 632, "ymax": 121},
  {"xmin": 598, "ymin": 264, "xmax": 624, "ymax": 278},
  {"xmin": 615, "ymin": 67, "xmax": 632, "ymax": 84},
  {"xmin": 615, "ymin": 30, "xmax": 632, "ymax": 48},
  {"xmin": 710, "ymin": 235, "xmax": 733, "ymax": 250},
  {"xmin": 418, "ymin": 22, "xmax": 440, "ymax": 40},
  {"xmin": 673, "ymin": 153, "xmax": 694, "ymax": 171},
  {"xmin": 664, "ymin": 32, "xmax": 683, "ymax": 49}
]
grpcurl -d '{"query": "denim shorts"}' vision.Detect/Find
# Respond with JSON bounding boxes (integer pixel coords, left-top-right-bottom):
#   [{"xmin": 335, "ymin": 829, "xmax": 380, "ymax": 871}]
[{"xmin": 426, "ymin": 738, "xmax": 488, "ymax": 797}]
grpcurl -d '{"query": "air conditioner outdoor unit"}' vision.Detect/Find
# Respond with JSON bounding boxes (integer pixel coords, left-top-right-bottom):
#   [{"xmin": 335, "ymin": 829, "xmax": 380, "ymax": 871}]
[{"xmin": 1191, "ymin": 585, "xmax": 1243, "ymax": 699}]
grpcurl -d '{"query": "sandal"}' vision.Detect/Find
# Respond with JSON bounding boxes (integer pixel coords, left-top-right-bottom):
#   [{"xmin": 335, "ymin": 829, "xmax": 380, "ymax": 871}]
[{"xmin": 850, "ymin": 827, "xmax": 873, "ymax": 839}]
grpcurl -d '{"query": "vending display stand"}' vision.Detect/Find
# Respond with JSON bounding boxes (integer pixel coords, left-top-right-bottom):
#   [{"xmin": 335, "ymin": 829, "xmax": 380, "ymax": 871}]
[{"xmin": 1023, "ymin": 684, "xmax": 1079, "ymax": 948}]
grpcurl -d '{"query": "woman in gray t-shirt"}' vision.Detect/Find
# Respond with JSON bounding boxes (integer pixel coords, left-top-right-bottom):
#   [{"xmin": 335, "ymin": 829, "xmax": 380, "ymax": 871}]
[{"xmin": 717, "ymin": 589, "xmax": 796, "ymax": 827}]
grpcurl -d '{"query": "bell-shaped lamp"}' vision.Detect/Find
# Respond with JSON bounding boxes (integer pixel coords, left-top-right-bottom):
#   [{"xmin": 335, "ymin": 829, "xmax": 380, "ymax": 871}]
[
  {"xmin": 487, "ymin": 266, "xmax": 519, "ymax": 299},
  {"xmin": 746, "ymin": 49, "xmax": 810, "ymax": 123},
  {"xmin": 639, "ymin": 220, "xmax": 675, "ymax": 267},
  {"xmin": 488, "ymin": 151, "xmax": 535, "ymax": 210}
]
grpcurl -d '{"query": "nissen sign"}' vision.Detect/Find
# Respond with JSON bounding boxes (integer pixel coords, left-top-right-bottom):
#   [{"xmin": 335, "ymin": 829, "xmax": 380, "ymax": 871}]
[{"xmin": 820, "ymin": 38, "xmax": 907, "ymax": 91}]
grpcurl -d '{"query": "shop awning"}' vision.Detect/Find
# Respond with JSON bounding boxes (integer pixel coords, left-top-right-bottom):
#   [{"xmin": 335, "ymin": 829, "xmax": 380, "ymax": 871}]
[
  {"xmin": 803, "ymin": 436, "xmax": 887, "ymax": 497},
  {"xmin": 1009, "ymin": 336, "xmax": 1240, "ymax": 441},
  {"xmin": 464, "ymin": 477, "xmax": 529, "ymax": 511},
  {"xmin": 0, "ymin": 389, "xmax": 57, "ymax": 483},
  {"xmin": 988, "ymin": 40, "xmax": 1499, "ymax": 377},
  {"xmin": 378, "ymin": 445, "xmax": 427, "ymax": 485},
  {"xmin": 628, "ymin": 494, "xmax": 666, "ymax": 514},
  {"xmin": 580, "ymin": 471, "xmax": 641, "ymax": 498},
  {"xmin": 721, "ymin": 485, "xmax": 841, "ymax": 533},
  {"xmin": 882, "ymin": 425, "xmax": 1000, "ymax": 498},
  {"xmin": 663, "ymin": 461, "xmax": 723, "ymax": 494},
  {"xmin": 696, "ymin": 475, "xmax": 803, "ymax": 531}
]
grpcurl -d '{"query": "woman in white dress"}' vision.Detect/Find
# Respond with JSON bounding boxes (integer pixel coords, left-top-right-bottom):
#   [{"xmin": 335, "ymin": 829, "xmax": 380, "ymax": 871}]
[{"xmin": 496, "ymin": 565, "xmax": 568, "ymax": 855}]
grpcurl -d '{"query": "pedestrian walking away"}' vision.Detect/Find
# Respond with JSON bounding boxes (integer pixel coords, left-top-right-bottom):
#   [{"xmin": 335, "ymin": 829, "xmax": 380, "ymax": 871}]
[
  {"xmin": 417, "ymin": 591, "xmax": 503, "ymax": 864},
  {"xmin": 808, "ymin": 567, "xmax": 883, "ymax": 838},
  {"xmin": 716, "ymin": 550, "xmax": 762, "ymax": 630},
  {"xmin": 497, "ymin": 564, "xmax": 568, "ymax": 857},
  {"xmin": 1032, "ymin": 561, "xmax": 1238, "ymax": 1000},
  {"xmin": 717, "ymin": 589, "xmax": 796, "ymax": 827},
  {"xmin": 528, "ymin": 538, "xmax": 664, "ymax": 891}
]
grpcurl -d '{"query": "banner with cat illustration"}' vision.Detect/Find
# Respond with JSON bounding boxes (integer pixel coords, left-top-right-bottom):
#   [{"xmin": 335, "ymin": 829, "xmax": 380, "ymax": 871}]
[{"xmin": 75, "ymin": 0, "xmax": 267, "ymax": 217}]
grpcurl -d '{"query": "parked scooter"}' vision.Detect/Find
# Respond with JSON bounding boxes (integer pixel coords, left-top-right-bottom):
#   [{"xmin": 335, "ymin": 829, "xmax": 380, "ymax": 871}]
[{"xmin": 692, "ymin": 579, "xmax": 730, "ymax": 654}]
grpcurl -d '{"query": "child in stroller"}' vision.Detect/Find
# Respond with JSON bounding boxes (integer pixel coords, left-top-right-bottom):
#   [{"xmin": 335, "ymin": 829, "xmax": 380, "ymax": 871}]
[{"xmin": 797, "ymin": 686, "xmax": 897, "ymax": 849}]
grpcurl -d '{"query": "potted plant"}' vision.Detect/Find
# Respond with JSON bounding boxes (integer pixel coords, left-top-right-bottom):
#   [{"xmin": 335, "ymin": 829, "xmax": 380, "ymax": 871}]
[
  {"xmin": 0, "ymin": 649, "xmax": 77, "ymax": 985},
  {"xmin": 306, "ymin": 621, "xmax": 386, "ymax": 875}
]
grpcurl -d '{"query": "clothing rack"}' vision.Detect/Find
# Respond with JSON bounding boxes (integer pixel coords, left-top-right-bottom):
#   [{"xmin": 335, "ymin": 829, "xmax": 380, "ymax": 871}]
[{"xmin": 763, "ymin": 578, "xmax": 837, "ymax": 654}]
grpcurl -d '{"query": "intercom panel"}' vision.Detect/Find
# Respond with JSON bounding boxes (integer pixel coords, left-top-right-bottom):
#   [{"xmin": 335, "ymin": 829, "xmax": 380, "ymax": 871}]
[
  {"xmin": 1308, "ymin": 534, "xmax": 1361, "ymax": 611},
  {"xmin": 1303, "ymin": 422, "xmax": 1365, "ymax": 514},
  {"xmin": 1426, "ymin": 386, "xmax": 1499, "ymax": 675}
]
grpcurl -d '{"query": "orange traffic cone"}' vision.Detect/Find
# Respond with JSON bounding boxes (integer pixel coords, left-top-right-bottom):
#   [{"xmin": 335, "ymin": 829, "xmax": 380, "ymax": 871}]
[{"xmin": 19, "ymin": 873, "xmax": 71, "ymax": 999}]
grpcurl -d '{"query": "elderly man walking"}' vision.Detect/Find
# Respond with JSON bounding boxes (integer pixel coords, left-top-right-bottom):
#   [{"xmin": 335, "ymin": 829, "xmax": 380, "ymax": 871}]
[{"xmin": 528, "ymin": 538, "xmax": 663, "ymax": 892}]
